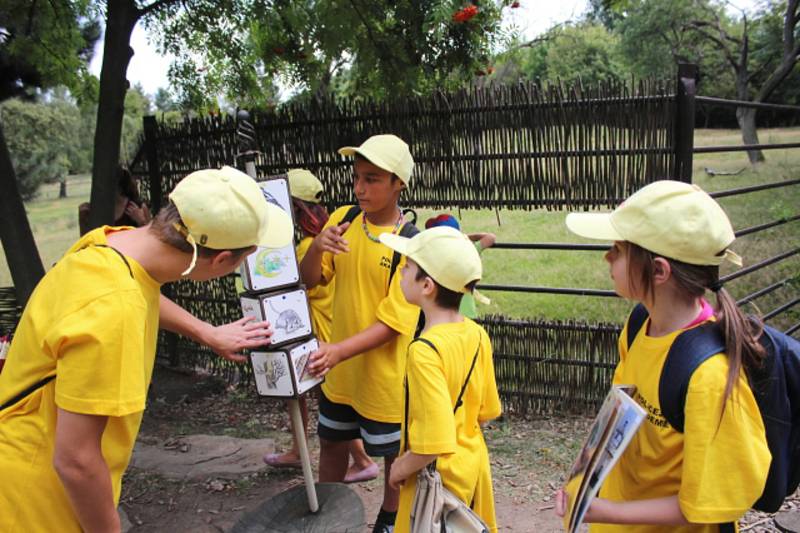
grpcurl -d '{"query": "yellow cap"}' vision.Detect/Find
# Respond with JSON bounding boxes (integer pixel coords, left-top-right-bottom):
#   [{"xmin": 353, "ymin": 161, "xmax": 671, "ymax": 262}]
[
  {"xmin": 338, "ymin": 134, "xmax": 414, "ymax": 186},
  {"xmin": 287, "ymin": 168, "xmax": 324, "ymax": 203},
  {"xmin": 379, "ymin": 226, "xmax": 482, "ymax": 293},
  {"xmin": 169, "ymin": 165, "xmax": 293, "ymax": 254},
  {"xmin": 566, "ymin": 180, "xmax": 742, "ymax": 266}
]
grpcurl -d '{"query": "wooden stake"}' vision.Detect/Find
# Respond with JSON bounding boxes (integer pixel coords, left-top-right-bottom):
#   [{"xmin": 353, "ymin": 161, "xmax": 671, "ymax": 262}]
[{"xmin": 288, "ymin": 398, "xmax": 319, "ymax": 513}]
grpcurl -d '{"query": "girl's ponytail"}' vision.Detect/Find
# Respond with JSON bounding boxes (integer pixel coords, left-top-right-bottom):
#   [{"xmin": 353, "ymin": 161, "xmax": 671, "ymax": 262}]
[{"xmin": 713, "ymin": 285, "xmax": 766, "ymax": 406}]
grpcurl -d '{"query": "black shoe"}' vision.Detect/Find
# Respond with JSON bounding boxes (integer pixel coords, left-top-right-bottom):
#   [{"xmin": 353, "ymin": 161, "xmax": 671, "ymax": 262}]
[
  {"xmin": 372, "ymin": 508, "xmax": 397, "ymax": 533},
  {"xmin": 371, "ymin": 523, "xmax": 394, "ymax": 533}
]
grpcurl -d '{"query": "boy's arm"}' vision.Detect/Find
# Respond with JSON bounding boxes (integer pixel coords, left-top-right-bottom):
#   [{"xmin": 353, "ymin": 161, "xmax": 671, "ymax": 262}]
[
  {"xmin": 388, "ymin": 451, "xmax": 438, "ymax": 490},
  {"xmin": 299, "ymin": 223, "xmax": 351, "ymax": 289},
  {"xmin": 159, "ymin": 294, "xmax": 273, "ymax": 363},
  {"xmin": 307, "ymin": 321, "xmax": 398, "ymax": 376},
  {"xmin": 467, "ymin": 232, "xmax": 496, "ymax": 250},
  {"xmin": 53, "ymin": 409, "xmax": 121, "ymax": 533},
  {"xmin": 555, "ymin": 491, "xmax": 689, "ymax": 526}
]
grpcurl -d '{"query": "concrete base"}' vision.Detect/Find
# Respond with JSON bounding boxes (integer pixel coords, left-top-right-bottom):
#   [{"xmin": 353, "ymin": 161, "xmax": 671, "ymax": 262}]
[{"xmin": 232, "ymin": 482, "xmax": 364, "ymax": 532}]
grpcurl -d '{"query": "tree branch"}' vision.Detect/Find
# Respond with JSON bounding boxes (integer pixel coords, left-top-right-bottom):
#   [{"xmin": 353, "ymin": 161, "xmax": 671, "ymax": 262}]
[
  {"xmin": 686, "ymin": 20, "xmax": 740, "ymax": 71},
  {"xmin": 139, "ymin": 0, "xmax": 179, "ymax": 18},
  {"xmin": 755, "ymin": 0, "xmax": 800, "ymax": 102}
]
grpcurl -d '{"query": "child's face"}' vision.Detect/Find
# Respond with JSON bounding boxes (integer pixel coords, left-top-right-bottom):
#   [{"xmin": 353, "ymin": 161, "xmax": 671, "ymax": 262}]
[
  {"xmin": 605, "ymin": 241, "xmax": 638, "ymax": 300},
  {"xmin": 400, "ymin": 258, "xmax": 426, "ymax": 305},
  {"xmin": 352, "ymin": 158, "xmax": 403, "ymax": 214}
]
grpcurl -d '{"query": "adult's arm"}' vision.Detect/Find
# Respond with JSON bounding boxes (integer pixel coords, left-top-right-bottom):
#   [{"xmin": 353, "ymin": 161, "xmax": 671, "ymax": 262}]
[
  {"xmin": 159, "ymin": 294, "xmax": 273, "ymax": 363},
  {"xmin": 53, "ymin": 409, "xmax": 121, "ymax": 533}
]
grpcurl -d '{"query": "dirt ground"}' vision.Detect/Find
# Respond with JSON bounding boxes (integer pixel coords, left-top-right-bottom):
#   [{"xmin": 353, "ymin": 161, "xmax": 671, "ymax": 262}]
[{"xmin": 121, "ymin": 366, "xmax": 797, "ymax": 533}]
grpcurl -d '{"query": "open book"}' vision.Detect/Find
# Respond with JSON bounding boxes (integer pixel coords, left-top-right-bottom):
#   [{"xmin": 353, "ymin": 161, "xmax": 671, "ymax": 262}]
[{"xmin": 562, "ymin": 385, "xmax": 646, "ymax": 532}]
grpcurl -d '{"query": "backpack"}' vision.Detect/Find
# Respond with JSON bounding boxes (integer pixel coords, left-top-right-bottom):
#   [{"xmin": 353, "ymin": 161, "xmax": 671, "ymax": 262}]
[
  {"xmin": 625, "ymin": 303, "xmax": 800, "ymax": 513},
  {"xmin": 338, "ymin": 206, "xmax": 425, "ymax": 336}
]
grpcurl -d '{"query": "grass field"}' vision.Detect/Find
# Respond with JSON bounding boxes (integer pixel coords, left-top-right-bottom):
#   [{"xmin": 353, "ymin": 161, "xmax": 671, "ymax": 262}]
[{"xmin": 2, "ymin": 128, "xmax": 798, "ymax": 328}]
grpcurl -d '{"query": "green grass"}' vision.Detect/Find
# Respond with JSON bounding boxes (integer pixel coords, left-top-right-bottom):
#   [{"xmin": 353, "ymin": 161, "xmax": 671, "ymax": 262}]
[
  {"xmin": 0, "ymin": 174, "xmax": 92, "ymax": 285},
  {"xmin": 2, "ymin": 128, "xmax": 799, "ymax": 328}
]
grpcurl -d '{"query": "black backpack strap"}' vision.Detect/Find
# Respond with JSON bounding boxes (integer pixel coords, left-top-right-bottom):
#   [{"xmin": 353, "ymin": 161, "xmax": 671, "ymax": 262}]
[
  {"xmin": 658, "ymin": 321, "xmax": 725, "ymax": 432},
  {"xmin": 337, "ymin": 205, "xmax": 362, "ymax": 226},
  {"xmin": 388, "ymin": 221, "xmax": 420, "ymax": 286},
  {"xmin": 454, "ymin": 335, "xmax": 482, "ymax": 413},
  {"xmin": 1, "ymin": 375, "xmax": 55, "ymax": 411},
  {"xmin": 403, "ymin": 334, "xmax": 482, "ymax": 455},
  {"xmin": 403, "ymin": 337, "xmax": 439, "ymax": 453},
  {"xmin": 626, "ymin": 303, "xmax": 649, "ymax": 350}
]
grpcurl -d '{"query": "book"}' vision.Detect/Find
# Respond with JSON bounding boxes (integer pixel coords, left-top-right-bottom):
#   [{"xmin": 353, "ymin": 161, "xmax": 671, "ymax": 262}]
[{"xmin": 562, "ymin": 385, "xmax": 646, "ymax": 532}]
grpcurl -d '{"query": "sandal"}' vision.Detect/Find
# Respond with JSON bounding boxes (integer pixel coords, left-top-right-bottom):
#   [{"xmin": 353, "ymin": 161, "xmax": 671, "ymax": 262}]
[
  {"xmin": 263, "ymin": 452, "xmax": 302, "ymax": 469},
  {"xmin": 344, "ymin": 461, "xmax": 380, "ymax": 483}
]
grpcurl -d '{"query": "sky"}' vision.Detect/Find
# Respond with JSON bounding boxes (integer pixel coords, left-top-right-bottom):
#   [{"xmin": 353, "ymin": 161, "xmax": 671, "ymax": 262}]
[{"xmin": 89, "ymin": 0, "xmax": 758, "ymax": 98}]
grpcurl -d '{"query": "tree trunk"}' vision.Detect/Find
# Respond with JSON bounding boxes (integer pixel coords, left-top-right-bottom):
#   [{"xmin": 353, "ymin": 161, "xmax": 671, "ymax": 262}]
[
  {"xmin": 59, "ymin": 176, "xmax": 67, "ymax": 198},
  {"xmin": 0, "ymin": 123, "xmax": 45, "ymax": 307},
  {"xmin": 736, "ymin": 106, "xmax": 765, "ymax": 164},
  {"xmin": 87, "ymin": 0, "xmax": 139, "ymax": 231}
]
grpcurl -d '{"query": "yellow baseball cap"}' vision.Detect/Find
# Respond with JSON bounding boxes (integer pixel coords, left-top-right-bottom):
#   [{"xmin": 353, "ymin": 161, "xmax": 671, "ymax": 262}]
[
  {"xmin": 169, "ymin": 166, "xmax": 294, "ymax": 274},
  {"xmin": 379, "ymin": 226, "xmax": 482, "ymax": 293},
  {"xmin": 338, "ymin": 134, "xmax": 414, "ymax": 186},
  {"xmin": 287, "ymin": 168, "xmax": 324, "ymax": 203},
  {"xmin": 566, "ymin": 180, "xmax": 742, "ymax": 266}
]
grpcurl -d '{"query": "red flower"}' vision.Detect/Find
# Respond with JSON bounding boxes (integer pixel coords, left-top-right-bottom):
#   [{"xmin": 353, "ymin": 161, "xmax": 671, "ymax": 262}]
[
  {"xmin": 453, "ymin": 4, "xmax": 479, "ymax": 23},
  {"xmin": 273, "ymin": 46, "xmax": 285, "ymax": 55},
  {"xmin": 511, "ymin": 1, "xmax": 520, "ymax": 8}
]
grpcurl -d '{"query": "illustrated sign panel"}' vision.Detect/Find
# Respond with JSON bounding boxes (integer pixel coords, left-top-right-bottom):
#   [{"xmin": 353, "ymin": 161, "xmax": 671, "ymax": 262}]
[
  {"xmin": 251, "ymin": 337, "xmax": 322, "ymax": 397},
  {"xmin": 240, "ymin": 288, "xmax": 313, "ymax": 347}
]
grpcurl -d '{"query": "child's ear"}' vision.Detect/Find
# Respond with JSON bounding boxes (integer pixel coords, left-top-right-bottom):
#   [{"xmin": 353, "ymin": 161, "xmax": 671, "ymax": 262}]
[
  {"xmin": 652, "ymin": 257, "xmax": 672, "ymax": 286},
  {"xmin": 421, "ymin": 276, "xmax": 436, "ymax": 296}
]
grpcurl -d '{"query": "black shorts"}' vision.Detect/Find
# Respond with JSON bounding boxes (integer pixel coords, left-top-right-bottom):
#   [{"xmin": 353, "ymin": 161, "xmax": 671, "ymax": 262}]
[{"xmin": 317, "ymin": 390, "xmax": 400, "ymax": 457}]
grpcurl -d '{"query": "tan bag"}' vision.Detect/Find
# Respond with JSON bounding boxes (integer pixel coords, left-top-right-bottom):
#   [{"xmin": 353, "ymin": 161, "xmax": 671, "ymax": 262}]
[
  {"xmin": 409, "ymin": 464, "xmax": 489, "ymax": 533},
  {"xmin": 405, "ymin": 337, "xmax": 490, "ymax": 533}
]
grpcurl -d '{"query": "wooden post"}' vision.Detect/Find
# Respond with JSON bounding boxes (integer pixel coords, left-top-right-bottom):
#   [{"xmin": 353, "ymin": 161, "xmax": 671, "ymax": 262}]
[
  {"xmin": 673, "ymin": 63, "xmax": 698, "ymax": 183},
  {"xmin": 143, "ymin": 116, "xmax": 163, "ymax": 214},
  {"xmin": 288, "ymin": 399, "xmax": 319, "ymax": 513}
]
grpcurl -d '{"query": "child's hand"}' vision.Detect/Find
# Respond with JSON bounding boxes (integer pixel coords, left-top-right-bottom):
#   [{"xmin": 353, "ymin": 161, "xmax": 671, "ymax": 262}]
[
  {"xmin": 388, "ymin": 457, "xmax": 407, "ymax": 490},
  {"xmin": 554, "ymin": 488, "xmax": 569, "ymax": 518},
  {"xmin": 205, "ymin": 316, "xmax": 273, "ymax": 363},
  {"xmin": 315, "ymin": 223, "xmax": 350, "ymax": 255},
  {"xmin": 124, "ymin": 200, "xmax": 151, "ymax": 226},
  {"xmin": 308, "ymin": 342, "xmax": 342, "ymax": 376}
]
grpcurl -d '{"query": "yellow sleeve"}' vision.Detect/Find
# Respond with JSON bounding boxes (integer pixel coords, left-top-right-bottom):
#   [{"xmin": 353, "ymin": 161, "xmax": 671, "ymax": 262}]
[
  {"xmin": 376, "ymin": 254, "xmax": 420, "ymax": 336},
  {"xmin": 48, "ymin": 291, "xmax": 148, "ymax": 417},
  {"xmin": 478, "ymin": 331, "xmax": 501, "ymax": 422},
  {"xmin": 296, "ymin": 237, "xmax": 312, "ymax": 263},
  {"xmin": 678, "ymin": 355, "xmax": 770, "ymax": 523},
  {"xmin": 406, "ymin": 343, "xmax": 457, "ymax": 455}
]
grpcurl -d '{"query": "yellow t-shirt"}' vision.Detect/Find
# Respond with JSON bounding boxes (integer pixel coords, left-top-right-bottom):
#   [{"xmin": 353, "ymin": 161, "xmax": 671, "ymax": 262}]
[
  {"xmin": 592, "ymin": 317, "xmax": 770, "ymax": 533},
  {"xmin": 297, "ymin": 236, "xmax": 333, "ymax": 343},
  {"xmin": 318, "ymin": 206, "xmax": 421, "ymax": 423},
  {"xmin": 395, "ymin": 319, "xmax": 502, "ymax": 533},
  {"xmin": 0, "ymin": 227, "xmax": 161, "ymax": 533}
]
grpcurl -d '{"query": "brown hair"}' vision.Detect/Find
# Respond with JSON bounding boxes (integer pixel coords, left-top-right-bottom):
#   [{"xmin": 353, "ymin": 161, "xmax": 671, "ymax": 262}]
[
  {"xmin": 149, "ymin": 203, "xmax": 252, "ymax": 258},
  {"xmin": 414, "ymin": 264, "xmax": 478, "ymax": 311},
  {"xmin": 623, "ymin": 242, "xmax": 765, "ymax": 409}
]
